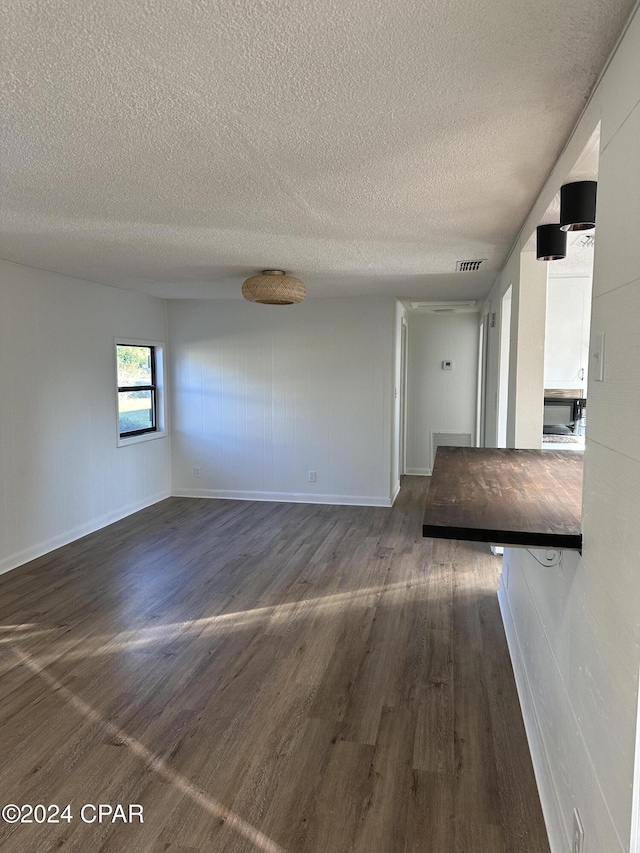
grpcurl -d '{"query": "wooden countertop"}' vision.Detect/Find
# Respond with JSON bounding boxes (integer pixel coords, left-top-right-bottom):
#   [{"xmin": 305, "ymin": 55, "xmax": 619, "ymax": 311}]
[
  {"xmin": 544, "ymin": 388, "xmax": 585, "ymax": 399},
  {"xmin": 422, "ymin": 447, "xmax": 583, "ymax": 550}
]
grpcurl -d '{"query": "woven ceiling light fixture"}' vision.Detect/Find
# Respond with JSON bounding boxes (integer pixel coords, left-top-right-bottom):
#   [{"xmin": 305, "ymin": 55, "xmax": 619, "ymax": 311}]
[{"xmin": 241, "ymin": 270, "xmax": 306, "ymax": 305}]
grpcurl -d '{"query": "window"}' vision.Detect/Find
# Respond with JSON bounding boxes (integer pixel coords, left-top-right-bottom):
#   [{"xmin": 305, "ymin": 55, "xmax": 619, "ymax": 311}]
[{"xmin": 116, "ymin": 341, "xmax": 166, "ymax": 445}]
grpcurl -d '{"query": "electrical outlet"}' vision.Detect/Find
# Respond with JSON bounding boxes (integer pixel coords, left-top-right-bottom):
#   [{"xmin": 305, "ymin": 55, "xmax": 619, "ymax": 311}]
[
  {"xmin": 308, "ymin": 470, "xmax": 317, "ymax": 483},
  {"xmin": 194, "ymin": 466, "xmax": 202, "ymax": 478},
  {"xmin": 573, "ymin": 808, "xmax": 584, "ymax": 853}
]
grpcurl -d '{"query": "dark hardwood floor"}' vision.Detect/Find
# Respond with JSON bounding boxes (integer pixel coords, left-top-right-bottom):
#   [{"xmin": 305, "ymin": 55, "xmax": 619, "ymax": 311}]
[{"xmin": 0, "ymin": 477, "xmax": 550, "ymax": 852}]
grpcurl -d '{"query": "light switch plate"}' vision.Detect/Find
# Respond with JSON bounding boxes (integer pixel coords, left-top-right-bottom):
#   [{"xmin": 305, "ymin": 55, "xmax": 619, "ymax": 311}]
[{"xmin": 590, "ymin": 331, "xmax": 605, "ymax": 381}]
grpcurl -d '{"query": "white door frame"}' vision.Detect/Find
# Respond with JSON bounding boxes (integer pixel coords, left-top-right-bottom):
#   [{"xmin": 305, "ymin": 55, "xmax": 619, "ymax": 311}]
[
  {"xmin": 476, "ymin": 311, "xmax": 490, "ymax": 447},
  {"xmin": 498, "ymin": 285, "xmax": 513, "ymax": 447},
  {"xmin": 399, "ymin": 318, "xmax": 408, "ymax": 476}
]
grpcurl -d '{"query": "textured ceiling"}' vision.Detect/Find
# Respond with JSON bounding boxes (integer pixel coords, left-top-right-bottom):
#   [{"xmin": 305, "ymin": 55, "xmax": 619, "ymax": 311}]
[
  {"xmin": 0, "ymin": 0, "xmax": 635, "ymax": 299},
  {"xmin": 547, "ymin": 232, "xmax": 595, "ymax": 278}
]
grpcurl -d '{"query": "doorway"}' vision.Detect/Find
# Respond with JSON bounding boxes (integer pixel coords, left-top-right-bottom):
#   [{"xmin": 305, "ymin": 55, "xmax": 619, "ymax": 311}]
[
  {"xmin": 398, "ymin": 318, "xmax": 408, "ymax": 476},
  {"xmin": 542, "ymin": 236, "xmax": 593, "ymax": 451},
  {"xmin": 476, "ymin": 312, "xmax": 490, "ymax": 446},
  {"xmin": 497, "ymin": 286, "xmax": 512, "ymax": 447}
]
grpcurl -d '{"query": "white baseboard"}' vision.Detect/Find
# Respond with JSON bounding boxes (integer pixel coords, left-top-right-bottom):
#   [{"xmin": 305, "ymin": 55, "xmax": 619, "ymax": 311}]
[
  {"xmin": 405, "ymin": 467, "xmax": 431, "ymax": 476},
  {"xmin": 172, "ymin": 487, "xmax": 394, "ymax": 508},
  {"xmin": 0, "ymin": 486, "xmax": 393, "ymax": 578},
  {"xmin": 391, "ymin": 480, "xmax": 401, "ymax": 505},
  {"xmin": 498, "ymin": 582, "xmax": 565, "ymax": 853},
  {"xmin": 0, "ymin": 490, "xmax": 171, "ymax": 578}
]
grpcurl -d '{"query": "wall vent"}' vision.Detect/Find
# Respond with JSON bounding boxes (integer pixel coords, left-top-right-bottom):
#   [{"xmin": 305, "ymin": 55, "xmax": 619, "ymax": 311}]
[
  {"xmin": 409, "ymin": 300, "xmax": 477, "ymax": 312},
  {"xmin": 431, "ymin": 432, "xmax": 472, "ymax": 469},
  {"xmin": 456, "ymin": 259, "xmax": 487, "ymax": 272}
]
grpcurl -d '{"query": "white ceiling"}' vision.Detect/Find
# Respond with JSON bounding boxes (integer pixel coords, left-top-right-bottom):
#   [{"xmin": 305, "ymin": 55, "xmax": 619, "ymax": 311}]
[
  {"xmin": 0, "ymin": 0, "xmax": 635, "ymax": 300},
  {"xmin": 547, "ymin": 232, "xmax": 595, "ymax": 278}
]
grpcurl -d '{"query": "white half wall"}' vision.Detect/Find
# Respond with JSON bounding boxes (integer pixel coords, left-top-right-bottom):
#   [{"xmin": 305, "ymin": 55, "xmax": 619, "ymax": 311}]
[
  {"xmin": 485, "ymin": 8, "xmax": 640, "ymax": 852},
  {"xmin": 405, "ymin": 312, "xmax": 478, "ymax": 474},
  {"xmin": 168, "ymin": 297, "xmax": 395, "ymax": 505},
  {"xmin": 0, "ymin": 260, "xmax": 171, "ymax": 575},
  {"xmin": 508, "ymin": 250, "xmax": 547, "ymax": 449}
]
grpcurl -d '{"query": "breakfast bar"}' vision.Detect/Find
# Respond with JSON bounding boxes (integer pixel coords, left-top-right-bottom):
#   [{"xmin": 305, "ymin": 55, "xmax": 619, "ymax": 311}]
[{"xmin": 422, "ymin": 447, "xmax": 583, "ymax": 551}]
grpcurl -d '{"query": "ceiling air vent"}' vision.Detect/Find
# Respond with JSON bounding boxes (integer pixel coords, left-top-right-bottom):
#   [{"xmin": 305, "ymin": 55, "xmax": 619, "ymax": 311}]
[
  {"xmin": 456, "ymin": 259, "xmax": 487, "ymax": 272},
  {"xmin": 409, "ymin": 301, "xmax": 478, "ymax": 313}
]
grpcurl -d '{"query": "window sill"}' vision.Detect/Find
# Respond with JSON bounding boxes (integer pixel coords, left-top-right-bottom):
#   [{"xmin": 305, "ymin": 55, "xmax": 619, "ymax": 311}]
[{"xmin": 117, "ymin": 429, "xmax": 167, "ymax": 448}]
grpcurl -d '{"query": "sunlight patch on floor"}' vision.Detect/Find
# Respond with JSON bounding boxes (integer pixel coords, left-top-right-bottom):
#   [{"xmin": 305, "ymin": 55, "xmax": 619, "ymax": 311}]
[{"xmin": 10, "ymin": 645, "xmax": 289, "ymax": 853}]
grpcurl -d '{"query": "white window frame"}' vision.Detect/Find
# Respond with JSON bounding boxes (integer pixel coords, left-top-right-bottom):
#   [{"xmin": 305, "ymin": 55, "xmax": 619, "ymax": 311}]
[{"xmin": 115, "ymin": 338, "xmax": 167, "ymax": 447}]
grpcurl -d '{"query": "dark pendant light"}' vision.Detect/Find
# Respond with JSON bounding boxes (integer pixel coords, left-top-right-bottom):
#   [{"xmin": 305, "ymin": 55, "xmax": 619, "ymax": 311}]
[
  {"xmin": 536, "ymin": 224, "xmax": 567, "ymax": 261},
  {"xmin": 560, "ymin": 180, "xmax": 597, "ymax": 231}
]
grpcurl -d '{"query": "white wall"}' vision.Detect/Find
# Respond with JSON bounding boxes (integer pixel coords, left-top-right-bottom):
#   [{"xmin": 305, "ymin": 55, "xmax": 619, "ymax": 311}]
[
  {"xmin": 545, "ymin": 274, "xmax": 592, "ymax": 391},
  {"xmin": 508, "ymin": 250, "xmax": 548, "ymax": 448},
  {"xmin": 0, "ymin": 260, "xmax": 171, "ymax": 575},
  {"xmin": 484, "ymin": 9, "xmax": 640, "ymax": 851},
  {"xmin": 391, "ymin": 300, "xmax": 407, "ymax": 497},
  {"xmin": 168, "ymin": 297, "xmax": 395, "ymax": 506},
  {"xmin": 481, "ymin": 251, "xmax": 520, "ymax": 448},
  {"xmin": 405, "ymin": 312, "xmax": 478, "ymax": 475}
]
